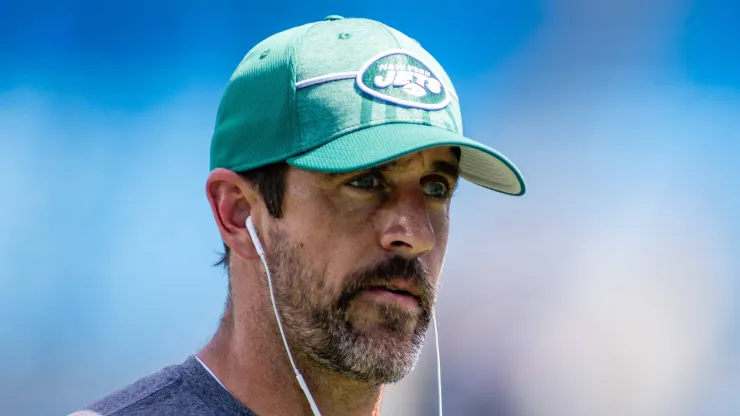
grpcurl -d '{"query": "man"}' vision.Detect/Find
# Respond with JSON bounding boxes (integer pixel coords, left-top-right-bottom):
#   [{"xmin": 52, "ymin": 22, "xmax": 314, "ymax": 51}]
[{"xmin": 72, "ymin": 15, "xmax": 525, "ymax": 416}]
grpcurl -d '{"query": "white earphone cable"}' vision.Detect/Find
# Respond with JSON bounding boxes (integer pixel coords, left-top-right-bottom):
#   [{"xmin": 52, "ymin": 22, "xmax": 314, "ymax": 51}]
[
  {"xmin": 433, "ymin": 314, "xmax": 443, "ymax": 416},
  {"xmin": 434, "ymin": 254, "xmax": 447, "ymax": 416},
  {"xmin": 247, "ymin": 217, "xmax": 323, "ymax": 416}
]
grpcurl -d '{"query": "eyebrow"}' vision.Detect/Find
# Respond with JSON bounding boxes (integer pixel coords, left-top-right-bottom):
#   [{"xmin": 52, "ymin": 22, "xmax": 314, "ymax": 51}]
[
  {"xmin": 431, "ymin": 160, "xmax": 459, "ymax": 179},
  {"xmin": 322, "ymin": 161, "xmax": 399, "ymax": 179},
  {"xmin": 361, "ymin": 159, "xmax": 459, "ymax": 177}
]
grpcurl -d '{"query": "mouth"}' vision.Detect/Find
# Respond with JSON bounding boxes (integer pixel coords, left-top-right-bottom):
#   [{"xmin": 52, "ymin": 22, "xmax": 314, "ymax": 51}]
[
  {"xmin": 360, "ymin": 284, "xmax": 421, "ymax": 308},
  {"xmin": 371, "ymin": 284, "xmax": 416, "ymax": 297}
]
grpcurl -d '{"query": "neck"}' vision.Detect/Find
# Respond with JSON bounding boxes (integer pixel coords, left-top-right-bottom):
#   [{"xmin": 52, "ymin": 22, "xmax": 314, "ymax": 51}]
[{"xmin": 197, "ymin": 265, "xmax": 384, "ymax": 416}]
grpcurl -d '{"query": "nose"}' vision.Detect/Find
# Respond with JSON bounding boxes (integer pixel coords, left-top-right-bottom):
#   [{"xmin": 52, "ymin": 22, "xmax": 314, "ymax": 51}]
[{"xmin": 378, "ymin": 189, "xmax": 436, "ymax": 257}]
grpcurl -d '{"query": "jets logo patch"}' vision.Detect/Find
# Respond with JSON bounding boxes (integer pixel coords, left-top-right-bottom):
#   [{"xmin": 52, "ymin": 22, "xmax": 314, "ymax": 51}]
[{"xmin": 356, "ymin": 49, "xmax": 451, "ymax": 110}]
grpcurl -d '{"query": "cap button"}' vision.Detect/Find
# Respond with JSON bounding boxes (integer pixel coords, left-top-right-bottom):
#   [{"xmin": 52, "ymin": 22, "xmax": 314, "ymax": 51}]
[{"xmin": 324, "ymin": 15, "xmax": 344, "ymax": 21}]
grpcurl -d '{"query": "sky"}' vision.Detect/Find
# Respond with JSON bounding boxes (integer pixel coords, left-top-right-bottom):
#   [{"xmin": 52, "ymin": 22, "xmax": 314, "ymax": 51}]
[{"xmin": 1, "ymin": 0, "xmax": 739, "ymax": 415}]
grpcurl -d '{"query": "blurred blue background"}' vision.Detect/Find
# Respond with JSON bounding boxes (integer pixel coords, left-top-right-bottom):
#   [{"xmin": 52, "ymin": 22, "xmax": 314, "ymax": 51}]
[{"xmin": 1, "ymin": 0, "xmax": 739, "ymax": 415}]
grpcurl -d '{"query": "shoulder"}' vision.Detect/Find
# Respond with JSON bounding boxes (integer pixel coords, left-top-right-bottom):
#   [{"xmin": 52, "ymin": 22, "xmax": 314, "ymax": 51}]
[{"xmin": 70, "ymin": 360, "xmax": 207, "ymax": 416}]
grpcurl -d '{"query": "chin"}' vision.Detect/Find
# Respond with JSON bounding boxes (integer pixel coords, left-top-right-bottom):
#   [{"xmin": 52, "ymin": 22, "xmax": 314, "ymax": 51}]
[
  {"xmin": 349, "ymin": 298, "xmax": 424, "ymax": 334},
  {"xmin": 349, "ymin": 338, "xmax": 424, "ymax": 385}
]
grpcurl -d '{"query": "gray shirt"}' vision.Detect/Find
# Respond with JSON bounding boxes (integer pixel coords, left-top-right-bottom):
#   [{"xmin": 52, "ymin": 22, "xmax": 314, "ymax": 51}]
[{"xmin": 78, "ymin": 356, "xmax": 257, "ymax": 416}]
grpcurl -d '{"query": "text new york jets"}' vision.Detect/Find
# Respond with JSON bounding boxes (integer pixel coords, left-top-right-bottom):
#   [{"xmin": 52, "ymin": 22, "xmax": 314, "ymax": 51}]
[{"xmin": 357, "ymin": 50, "xmax": 451, "ymax": 110}]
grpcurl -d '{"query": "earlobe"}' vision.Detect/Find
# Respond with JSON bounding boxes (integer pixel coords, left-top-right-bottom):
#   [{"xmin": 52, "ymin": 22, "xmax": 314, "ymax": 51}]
[{"xmin": 206, "ymin": 168, "xmax": 262, "ymax": 260}]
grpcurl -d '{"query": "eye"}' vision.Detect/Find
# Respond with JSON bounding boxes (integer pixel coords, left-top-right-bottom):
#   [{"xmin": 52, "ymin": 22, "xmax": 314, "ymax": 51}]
[
  {"xmin": 346, "ymin": 173, "xmax": 382, "ymax": 190},
  {"xmin": 422, "ymin": 178, "xmax": 451, "ymax": 199}
]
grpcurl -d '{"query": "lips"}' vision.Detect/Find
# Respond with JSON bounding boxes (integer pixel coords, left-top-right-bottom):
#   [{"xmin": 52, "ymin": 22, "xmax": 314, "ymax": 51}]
[
  {"xmin": 369, "ymin": 279, "xmax": 422, "ymax": 298},
  {"xmin": 361, "ymin": 281, "xmax": 422, "ymax": 305},
  {"xmin": 361, "ymin": 287, "xmax": 420, "ymax": 309},
  {"xmin": 372, "ymin": 284, "xmax": 415, "ymax": 297}
]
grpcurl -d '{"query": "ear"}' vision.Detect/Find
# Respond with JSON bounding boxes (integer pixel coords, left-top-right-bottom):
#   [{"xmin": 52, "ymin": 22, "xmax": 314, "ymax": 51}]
[{"xmin": 206, "ymin": 168, "xmax": 261, "ymax": 261}]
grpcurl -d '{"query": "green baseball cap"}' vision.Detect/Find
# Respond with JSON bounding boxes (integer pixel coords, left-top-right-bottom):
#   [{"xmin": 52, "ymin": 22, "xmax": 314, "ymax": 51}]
[{"xmin": 210, "ymin": 15, "xmax": 526, "ymax": 196}]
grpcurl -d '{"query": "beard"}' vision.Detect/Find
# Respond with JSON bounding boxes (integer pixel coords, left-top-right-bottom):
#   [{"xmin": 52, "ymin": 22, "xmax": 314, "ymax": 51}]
[{"xmin": 263, "ymin": 228, "xmax": 437, "ymax": 386}]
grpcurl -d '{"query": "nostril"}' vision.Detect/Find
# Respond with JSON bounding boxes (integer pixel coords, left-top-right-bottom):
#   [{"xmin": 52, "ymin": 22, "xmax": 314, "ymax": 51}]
[{"xmin": 391, "ymin": 240, "xmax": 410, "ymax": 248}]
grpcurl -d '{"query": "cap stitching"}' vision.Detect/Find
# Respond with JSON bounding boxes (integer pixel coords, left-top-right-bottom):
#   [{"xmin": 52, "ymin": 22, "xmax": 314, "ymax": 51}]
[
  {"xmin": 325, "ymin": 116, "xmax": 456, "ymax": 140},
  {"xmin": 286, "ymin": 117, "xmax": 458, "ymax": 162},
  {"xmin": 241, "ymin": 117, "xmax": 457, "ymax": 170}
]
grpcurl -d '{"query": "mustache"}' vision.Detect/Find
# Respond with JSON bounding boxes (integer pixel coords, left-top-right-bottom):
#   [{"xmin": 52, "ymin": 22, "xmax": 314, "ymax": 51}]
[{"xmin": 337, "ymin": 256, "xmax": 433, "ymax": 310}]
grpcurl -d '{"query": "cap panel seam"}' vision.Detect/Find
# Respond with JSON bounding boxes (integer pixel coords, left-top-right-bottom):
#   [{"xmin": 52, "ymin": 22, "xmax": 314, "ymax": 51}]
[
  {"xmin": 368, "ymin": 19, "xmax": 403, "ymax": 48},
  {"xmin": 290, "ymin": 22, "xmax": 321, "ymax": 154}
]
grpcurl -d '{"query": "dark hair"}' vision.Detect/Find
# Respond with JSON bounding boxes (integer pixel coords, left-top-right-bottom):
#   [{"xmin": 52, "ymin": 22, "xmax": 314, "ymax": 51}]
[{"xmin": 215, "ymin": 161, "xmax": 288, "ymax": 273}]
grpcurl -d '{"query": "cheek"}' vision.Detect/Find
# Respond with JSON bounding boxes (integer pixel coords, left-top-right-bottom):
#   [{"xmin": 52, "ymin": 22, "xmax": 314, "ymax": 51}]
[
  {"xmin": 288, "ymin": 203, "xmax": 373, "ymax": 258},
  {"xmin": 437, "ymin": 206, "xmax": 451, "ymax": 236},
  {"xmin": 427, "ymin": 207, "xmax": 451, "ymax": 277},
  {"xmin": 281, "ymin": 196, "xmax": 377, "ymax": 291}
]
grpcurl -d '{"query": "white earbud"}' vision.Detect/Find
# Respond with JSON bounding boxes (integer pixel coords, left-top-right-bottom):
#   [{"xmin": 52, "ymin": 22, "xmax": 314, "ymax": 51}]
[{"xmin": 245, "ymin": 216, "xmax": 264, "ymax": 256}]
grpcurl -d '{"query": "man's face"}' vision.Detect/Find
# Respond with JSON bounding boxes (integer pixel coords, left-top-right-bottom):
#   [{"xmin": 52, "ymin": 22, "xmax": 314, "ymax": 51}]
[{"xmin": 261, "ymin": 146, "xmax": 459, "ymax": 385}]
